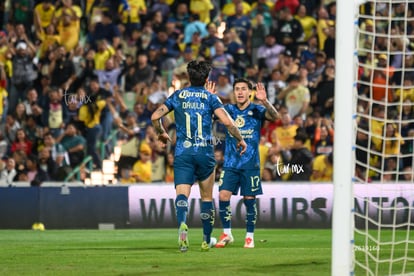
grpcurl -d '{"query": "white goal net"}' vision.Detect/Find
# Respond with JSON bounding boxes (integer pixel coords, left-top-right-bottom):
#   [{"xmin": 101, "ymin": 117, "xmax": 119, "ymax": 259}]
[{"xmin": 353, "ymin": 0, "xmax": 414, "ymax": 275}]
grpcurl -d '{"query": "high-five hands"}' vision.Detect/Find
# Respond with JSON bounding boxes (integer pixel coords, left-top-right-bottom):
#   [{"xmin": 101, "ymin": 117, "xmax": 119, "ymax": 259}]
[
  {"xmin": 255, "ymin": 82, "xmax": 267, "ymax": 102},
  {"xmin": 205, "ymin": 81, "xmax": 216, "ymax": 94}
]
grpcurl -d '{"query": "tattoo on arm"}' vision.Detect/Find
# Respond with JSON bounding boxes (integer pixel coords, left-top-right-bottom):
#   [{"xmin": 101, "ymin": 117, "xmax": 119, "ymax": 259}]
[
  {"xmin": 151, "ymin": 105, "xmax": 170, "ymax": 134},
  {"xmin": 216, "ymin": 108, "xmax": 243, "ymax": 142},
  {"xmin": 153, "ymin": 105, "xmax": 169, "ymax": 118},
  {"xmin": 228, "ymin": 125, "xmax": 243, "ymax": 142},
  {"xmin": 152, "ymin": 119, "xmax": 165, "ymax": 135},
  {"xmin": 263, "ymin": 100, "xmax": 279, "ymax": 121}
]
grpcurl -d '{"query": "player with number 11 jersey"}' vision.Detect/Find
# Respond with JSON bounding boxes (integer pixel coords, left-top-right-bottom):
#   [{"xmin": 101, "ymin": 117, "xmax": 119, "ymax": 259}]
[{"xmin": 151, "ymin": 61, "xmax": 247, "ymax": 252}]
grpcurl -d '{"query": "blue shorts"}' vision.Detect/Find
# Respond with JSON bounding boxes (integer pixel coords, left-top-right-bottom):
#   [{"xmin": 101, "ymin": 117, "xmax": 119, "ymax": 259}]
[
  {"xmin": 218, "ymin": 168, "xmax": 263, "ymax": 196},
  {"xmin": 173, "ymin": 153, "xmax": 216, "ymax": 186}
]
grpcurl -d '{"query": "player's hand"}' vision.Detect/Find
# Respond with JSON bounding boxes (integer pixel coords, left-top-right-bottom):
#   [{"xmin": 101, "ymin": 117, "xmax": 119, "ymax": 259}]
[
  {"xmin": 255, "ymin": 82, "xmax": 267, "ymax": 102},
  {"xmin": 237, "ymin": 140, "xmax": 247, "ymax": 156},
  {"xmin": 157, "ymin": 132, "xmax": 172, "ymax": 146},
  {"xmin": 205, "ymin": 81, "xmax": 216, "ymax": 94}
]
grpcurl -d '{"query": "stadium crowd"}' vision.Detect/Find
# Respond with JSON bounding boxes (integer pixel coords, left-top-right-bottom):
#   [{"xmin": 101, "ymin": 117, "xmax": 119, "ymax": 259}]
[{"xmin": 0, "ymin": 0, "xmax": 412, "ymax": 185}]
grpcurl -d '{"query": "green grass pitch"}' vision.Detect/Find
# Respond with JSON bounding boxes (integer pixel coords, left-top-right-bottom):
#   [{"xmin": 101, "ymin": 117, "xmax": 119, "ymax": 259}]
[{"xmin": 0, "ymin": 229, "xmax": 412, "ymax": 275}]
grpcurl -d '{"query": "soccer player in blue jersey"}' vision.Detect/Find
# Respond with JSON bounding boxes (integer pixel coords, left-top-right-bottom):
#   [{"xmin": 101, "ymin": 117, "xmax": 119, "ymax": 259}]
[
  {"xmin": 214, "ymin": 78, "xmax": 279, "ymax": 248},
  {"xmin": 151, "ymin": 60, "xmax": 247, "ymax": 252}
]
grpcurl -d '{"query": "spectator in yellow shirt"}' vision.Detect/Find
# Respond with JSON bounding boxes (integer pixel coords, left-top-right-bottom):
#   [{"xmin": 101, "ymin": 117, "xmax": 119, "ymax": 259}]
[
  {"xmin": 294, "ymin": 4, "xmax": 317, "ymax": 43},
  {"xmin": 0, "ymin": 63, "xmax": 7, "ymax": 121},
  {"xmin": 36, "ymin": 24, "xmax": 61, "ymax": 59},
  {"xmin": 370, "ymin": 104, "xmax": 386, "ymax": 152},
  {"xmin": 118, "ymin": 0, "xmax": 147, "ymax": 36},
  {"xmin": 394, "ymin": 78, "xmax": 414, "ymax": 102},
  {"xmin": 222, "ymin": 0, "xmax": 251, "ymax": 18},
  {"xmin": 34, "ymin": 0, "xmax": 56, "ymax": 34},
  {"xmin": 94, "ymin": 39, "xmax": 115, "ymax": 70},
  {"xmin": 311, "ymin": 152, "xmax": 333, "ymax": 182},
  {"xmin": 54, "ymin": 0, "xmax": 82, "ymax": 52},
  {"xmin": 190, "ymin": 0, "xmax": 214, "ymax": 24},
  {"xmin": 277, "ymin": 74, "xmax": 310, "ymax": 119},
  {"xmin": 316, "ymin": 6, "xmax": 332, "ymax": 50},
  {"xmin": 165, "ymin": 151, "xmax": 174, "ymax": 182},
  {"xmin": 271, "ymin": 112, "xmax": 298, "ymax": 150},
  {"xmin": 381, "ymin": 123, "xmax": 404, "ymax": 156},
  {"xmin": 132, "ymin": 143, "xmax": 153, "ymax": 183},
  {"xmin": 78, "ymin": 96, "xmax": 106, "ymax": 169},
  {"xmin": 0, "ymin": 31, "xmax": 9, "ymax": 65}
]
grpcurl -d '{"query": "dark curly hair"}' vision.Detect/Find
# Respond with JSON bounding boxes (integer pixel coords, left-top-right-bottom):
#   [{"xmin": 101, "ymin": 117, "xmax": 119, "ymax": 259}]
[{"xmin": 187, "ymin": 60, "xmax": 211, "ymax": 86}]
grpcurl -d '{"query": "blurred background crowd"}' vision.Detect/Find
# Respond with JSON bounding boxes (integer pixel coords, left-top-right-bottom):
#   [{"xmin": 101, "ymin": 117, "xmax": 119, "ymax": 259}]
[{"xmin": 0, "ymin": 0, "xmax": 412, "ymax": 185}]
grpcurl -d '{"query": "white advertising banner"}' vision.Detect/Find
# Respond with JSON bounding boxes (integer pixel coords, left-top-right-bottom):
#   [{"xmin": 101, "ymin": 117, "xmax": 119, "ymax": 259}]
[{"xmin": 128, "ymin": 183, "xmax": 414, "ymax": 228}]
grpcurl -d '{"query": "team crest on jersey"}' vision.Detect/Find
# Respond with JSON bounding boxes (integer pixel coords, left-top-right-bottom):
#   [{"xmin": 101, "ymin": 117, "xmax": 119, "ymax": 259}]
[
  {"xmin": 235, "ymin": 115, "xmax": 245, "ymax": 128},
  {"xmin": 248, "ymin": 111, "xmax": 253, "ymax": 116}
]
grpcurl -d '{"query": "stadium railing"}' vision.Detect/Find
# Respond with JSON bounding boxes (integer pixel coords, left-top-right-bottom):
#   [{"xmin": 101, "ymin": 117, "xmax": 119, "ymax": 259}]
[{"xmin": 63, "ymin": 155, "xmax": 93, "ymax": 183}]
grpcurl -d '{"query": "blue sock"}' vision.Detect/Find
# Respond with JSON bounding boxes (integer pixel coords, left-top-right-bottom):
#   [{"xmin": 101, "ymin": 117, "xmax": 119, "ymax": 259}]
[
  {"xmin": 219, "ymin": 200, "xmax": 232, "ymax": 229},
  {"xmin": 175, "ymin": 194, "xmax": 188, "ymax": 227},
  {"xmin": 244, "ymin": 198, "xmax": 257, "ymax": 233},
  {"xmin": 201, "ymin": 201, "xmax": 215, "ymax": 243}
]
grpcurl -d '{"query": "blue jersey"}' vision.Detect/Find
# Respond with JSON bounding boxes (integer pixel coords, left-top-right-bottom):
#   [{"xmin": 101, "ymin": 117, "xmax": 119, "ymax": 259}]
[
  {"xmin": 223, "ymin": 103, "xmax": 266, "ymax": 169},
  {"xmin": 164, "ymin": 86, "xmax": 223, "ymax": 156},
  {"xmin": 225, "ymin": 15, "xmax": 252, "ymax": 44}
]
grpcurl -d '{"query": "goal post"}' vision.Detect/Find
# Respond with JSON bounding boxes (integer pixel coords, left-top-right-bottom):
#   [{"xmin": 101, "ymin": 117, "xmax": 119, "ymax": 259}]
[
  {"xmin": 331, "ymin": 0, "xmax": 357, "ymax": 275},
  {"xmin": 333, "ymin": 0, "xmax": 414, "ymax": 275}
]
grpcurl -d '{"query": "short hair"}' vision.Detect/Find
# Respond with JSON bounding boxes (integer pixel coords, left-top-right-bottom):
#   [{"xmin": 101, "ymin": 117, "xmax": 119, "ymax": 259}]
[
  {"xmin": 89, "ymin": 76, "xmax": 99, "ymax": 83},
  {"xmin": 43, "ymin": 132, "xmax": 53, "ymax": 139},
  {"xmin": 102, "ymin": 11, "xmax": 112, "ymax": 20},
  {"xmin": 27, "ymin": 154, "xmax": 38, "ymax": 164},
  {"xmin": 294, "ymin": 132, "xmax": 308, "ymax": 143},
  {"xmin": 316, "ymin": 51, "xmax": 327, "ymax": 59},
  {"xmin": 66, "ymin": 122, "xmax": 77, "ymax": 129},
  {"xmin": 233, "ymin": 78, "xmax": 253, "ymax": 90},
  {"xmin": 286, "ymin": 74, "xmax": 300, "ymax": 83},
  {"xmin": 187, "ymin": 60, "xmax": 211, "ymax": 86}
]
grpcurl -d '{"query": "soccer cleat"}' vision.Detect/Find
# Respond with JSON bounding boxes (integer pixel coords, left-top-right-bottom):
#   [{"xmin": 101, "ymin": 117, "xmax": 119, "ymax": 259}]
[
  {"xmin": 201, "ymin": 241, "xmax": 210, "ymax": 251},
  {"xmin": 244, "ymin": 237, "xmax": 255, "ymax": 248},
  {"xmin": 215, "ymin": 233, "xmax": 234, "ymax": 248},
  {"xmin": 201, "ymin": 237, "xmax": 217, "ymax": 252},
  {"xmin": 178, "ymin": 223, "xmax": 189, "ymax": 252}
]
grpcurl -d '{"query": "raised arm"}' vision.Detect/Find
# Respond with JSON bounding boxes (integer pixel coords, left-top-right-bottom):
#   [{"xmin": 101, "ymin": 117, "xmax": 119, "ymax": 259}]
[
  {"xmin": 255, "ymin": 82, "xmax": 279, "ymax": 121},
  {"xmin": 214, "ymin": 107, "xmax": 247, "ymax": 155},
  {"xmin": 151, "ymin": 104, "xmax": 172, "ymax": 145}
]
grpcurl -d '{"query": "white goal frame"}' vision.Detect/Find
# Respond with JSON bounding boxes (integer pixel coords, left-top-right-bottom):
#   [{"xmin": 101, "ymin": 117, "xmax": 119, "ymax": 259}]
[{"xmin": 331, "ymin": 0, "xmax": 358, "ymax": 275}]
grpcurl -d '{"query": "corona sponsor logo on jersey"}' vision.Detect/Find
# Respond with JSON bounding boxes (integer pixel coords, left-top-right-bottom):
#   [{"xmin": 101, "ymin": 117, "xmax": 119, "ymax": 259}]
[{"xmin": 178, "ymin": 90, "xmax": 208, "ymax": 99}]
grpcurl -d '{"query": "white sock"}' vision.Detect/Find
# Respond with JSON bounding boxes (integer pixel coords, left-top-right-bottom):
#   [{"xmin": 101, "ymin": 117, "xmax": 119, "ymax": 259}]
[
  {"xmin": 224, "ymin": 228, "xmax": 232, "ymax": 236},
  {"xmin": 246, "ymin": 232, "xmax": 254, "ymax": 239}
]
